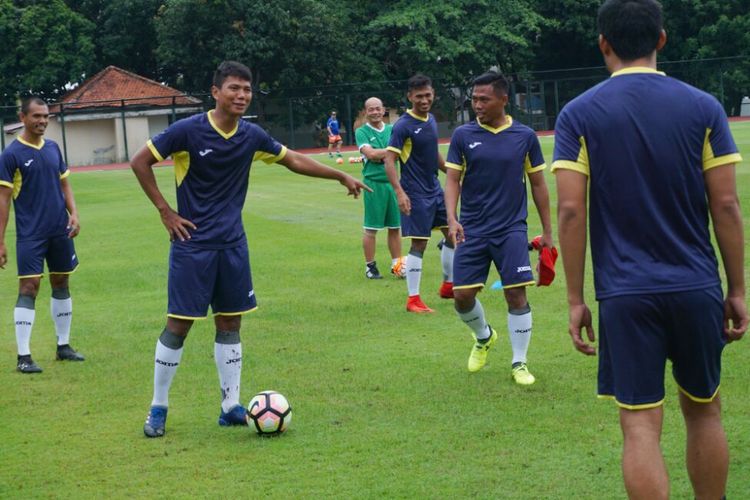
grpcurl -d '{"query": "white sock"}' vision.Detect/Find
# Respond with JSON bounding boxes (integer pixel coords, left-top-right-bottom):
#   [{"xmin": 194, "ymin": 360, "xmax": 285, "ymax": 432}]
[
  {"xmin": 441, "ymin": 243, "xmax": 454, "ymax": 282},
  {"xmin": 457, "ymin": 299, "xmax": 490, "ymax": 340},
  {"xmin": 508, "ymin": 308, "xmax": 532, "ymax": 364},
  {"xmin": 152, "ymin": 336, "xmax": 184, "ymax": 408},
  {"xmin": 14, "ymin": 307, "xmax": 35, "ymax": 356},
  {"xmin": 406, "ymin": 252, "xmax": 423, "ymax": 296},
  {"xmin": 215, "ymin": 331, "xmax": 242, "ymax": 413},
  {"xmin": 51, "ymin": 297, "xmax": 73, "ymax": 346}
]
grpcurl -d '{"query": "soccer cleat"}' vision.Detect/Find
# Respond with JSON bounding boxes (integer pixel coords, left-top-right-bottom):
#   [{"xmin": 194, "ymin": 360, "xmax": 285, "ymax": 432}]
[
  {"xmin": 144, "ymin": 406, "xmax": 168, "ymax": 438},
  {"xmin": 468, "ymin": 327, "xmax": 497, "ymax": 372},
  {"xmin": 16, "ymin": 355, "xmax": 42, "ymax": 374},
  {"xmin": 511, "ymin": 363, "xmax": 536, "ymax": 386},
  {"xmin": 365, "ymin": 262, "xmax": 383, "ymax": 279},
  {"xmin": 218, "ymin": 404, "xmax": 249, "ymax": 426},
  {"xmin": 439, "ymin": 281, "xmax": 454, "ymax": 299},
  {"xmin": 406, "ymin": 295, "xmax": 434, "ymax": 313},
  {"xmin": 56, "ymin": 344, "xmax": 85, "ymax": 361},
  {"xmin": 390, "ymin": 257, "xmax": 406, "ymax": 279}
]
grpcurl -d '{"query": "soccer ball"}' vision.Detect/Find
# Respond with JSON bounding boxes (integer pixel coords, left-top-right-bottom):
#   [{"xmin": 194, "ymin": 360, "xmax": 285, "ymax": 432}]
[
  {"xmin": 391, "ymin": 256, "xmax": 407, "ymax": 278},
  {"xmin": 247, "ymin": 390, "xmax": 292, "ymax": 435},
  {"xmin": 336, "ymin": 157, "xmax": 344, "ymax": 165}
]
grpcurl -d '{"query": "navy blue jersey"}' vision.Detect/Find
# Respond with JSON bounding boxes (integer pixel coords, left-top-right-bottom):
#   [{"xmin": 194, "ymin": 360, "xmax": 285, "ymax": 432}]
[
  {"xmin": 552, "ymin": 67, "xmax": 742, "ymax": 300},
  {"xmin": 387, "ymin": 110, "xmax": 442, "ymax": 198},
  {"xmin": 0, "ymin": 138, "xmax": 69, "ymax": 241},
  {"xmin": 147, "ymin": 112, "xmax": 286, "ymax": 248},
  {"xmin": 446, "ymin": 117, "xmax": 545, "ymax": 237}
]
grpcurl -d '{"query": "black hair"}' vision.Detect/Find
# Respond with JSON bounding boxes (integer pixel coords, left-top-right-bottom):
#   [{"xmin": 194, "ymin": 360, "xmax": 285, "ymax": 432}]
[
  {"xmin": 598, "ymin": 0, "xmax": 663, "ymax": 61},
  {"xmin": 472, "ymin": 71, "xmax": 510, "ymax": 97},
  {"xmin": 20, "ymin": 96, "xmax": 47, "ymax": 114},
  {"xmin": 407, "ymin": 74, "xmax": 432, "ymax": 92},
  {"xmin": 212, "ymin": 61, "xmax": 252, "ymax": 88}
]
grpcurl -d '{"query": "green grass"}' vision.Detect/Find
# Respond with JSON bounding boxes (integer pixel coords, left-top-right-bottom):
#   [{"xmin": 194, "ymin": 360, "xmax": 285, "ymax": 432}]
[{"xmin": 0, "ymin": 122, "xmax": 749, "ymax": 498}]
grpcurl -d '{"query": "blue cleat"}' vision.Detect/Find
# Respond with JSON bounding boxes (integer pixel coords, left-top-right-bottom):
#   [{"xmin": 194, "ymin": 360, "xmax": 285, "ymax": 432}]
[
  {"xmin": 218, "ymin": 404, "xmax": 249, "ymax": 427},
  {"xmin": 144, "ymin": 406, "xmax": 168, "ymax": 438}
]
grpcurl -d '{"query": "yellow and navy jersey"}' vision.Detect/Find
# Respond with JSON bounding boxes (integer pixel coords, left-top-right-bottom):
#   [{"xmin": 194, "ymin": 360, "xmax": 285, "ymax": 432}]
[
  {"xmin": 446, "ymin": 117, "xmax": 545, "ymax": 237},
  {"xmin": 387, "ymin": 110, "xmax": 441, "ymax": 198},
  {"xmin": 0, "ymin": 138, "xmax": 70, "ymax": 241},
  {"xmin": 147, "ymin": 111, "xmax": 287, "ymax": 248},
  {"xmin": 552, "ymin": 67, "xmax": 743, "ymax": 300}
]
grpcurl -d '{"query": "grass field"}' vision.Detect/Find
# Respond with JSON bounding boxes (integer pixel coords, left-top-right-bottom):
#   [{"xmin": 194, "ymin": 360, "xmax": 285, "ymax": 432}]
[{"xmin": 1, "ymin": 122, "xmax": 749, "ymax": 498}]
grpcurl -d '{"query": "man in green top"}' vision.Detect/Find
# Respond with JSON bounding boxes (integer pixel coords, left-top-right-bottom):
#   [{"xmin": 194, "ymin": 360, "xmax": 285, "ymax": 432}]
[{"xmin": 355, "ymin": 97, "xmax": 404, "ymax": 279}]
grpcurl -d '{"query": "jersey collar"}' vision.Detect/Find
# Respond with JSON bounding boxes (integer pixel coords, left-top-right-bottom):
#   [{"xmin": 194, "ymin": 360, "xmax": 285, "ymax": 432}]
[
  {"xmin": 406, "ymin": 109, "xmax": 430, "ymax": 122},
  {"xmin": 477, "ymin": 115, "xmax": 513, "ymax": 134},
  {"xmin": 611, "ymin": 67, "xmax": 666, "ymax": 78},
  {"xmin": 207, "ymin": 110, "xmax": 238, "ymax": 139},
  {"xmin": 365, "ymin": 122, "xmax": 386, "ymax": 132},
  {"xmin": 17, "ymin": 136, "xmax": 45, "ymax": 150}
]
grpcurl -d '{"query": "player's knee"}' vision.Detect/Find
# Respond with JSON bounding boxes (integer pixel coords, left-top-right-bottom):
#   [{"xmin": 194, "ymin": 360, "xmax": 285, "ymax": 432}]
[
  {"xmin": 16, "ymin": 294, "xmax": 36, "ymax": 310},
  {"xmin": 410, "ymin": 241, "xmax": 427, "ymax": 254},
  {"xmin": 215, "ymin": 315, "xmax": 241, "ymax": 332},
  {"xmin": 166, "ymin": 318, "xmax": 192, "ymax": 337},
  {"xmin": 159, "ymin": 328, "xmax": 186, "ymax": 349},
  {"xmin": 18, "ymin": 280, "xmax": 40, "ymax": 298},
  {"xmin": 49, "ymin": 274, "xmax": 69, "ymax": 289},
  {"xmin": 454, "ymin": 293, "xmax": 475, "ymax": 313},
  {"xmin": 51, "ymin": 287, "xmax": 71, "ymax": 300}
]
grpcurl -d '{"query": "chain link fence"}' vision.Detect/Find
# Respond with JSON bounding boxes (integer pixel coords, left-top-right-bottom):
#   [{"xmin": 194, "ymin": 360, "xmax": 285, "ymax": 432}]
[{"xmin": 2, "ymin": 57, "xmax": 747, "ymax": 166}]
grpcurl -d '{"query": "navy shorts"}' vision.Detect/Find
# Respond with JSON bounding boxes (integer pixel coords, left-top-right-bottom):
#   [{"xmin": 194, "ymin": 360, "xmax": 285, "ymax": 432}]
[
  {"xmin": 453, "ymin": 231, "xmax": 534, "ymax": 289},
  {"xmin": 167, "ymin": 240, "xmax": 256, "ymax": 319},
  {"xmin": 17, "ymin": 235, "xmax": 78, "ymax": 278},
  {"xmin": 401, "ymin": 194, "xmax": 448, "ymax": 239},
  {"xmin": 598, "ymin": 286, "xmax": 725, "ymax": 409}
]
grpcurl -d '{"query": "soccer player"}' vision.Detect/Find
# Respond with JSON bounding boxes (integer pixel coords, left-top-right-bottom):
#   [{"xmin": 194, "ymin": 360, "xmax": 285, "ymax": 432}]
[
  {"xmin": 130, "ymin": 61, "xmax": 368, "ymax": 438},
  {"xmin": 355, "ymin": 97, "xmax": 404, "ymax": 280},
  {"xmin": 444, "ymin": 72, "xmax": 552, "ymax": 385},
  {"xmin": 0, "ymin": 96, "xmax": 85, "ymax": 373},
  {"xmin": 553, "ymin": 1, "xmax": 747, "ymax": 498},
  {"xmin": 384, "ymin": 74, "xmax": 454, "ymax": 313},
  {"xmin": 326, "ymin": 110, "xmax": 343, "ymax": 159}
]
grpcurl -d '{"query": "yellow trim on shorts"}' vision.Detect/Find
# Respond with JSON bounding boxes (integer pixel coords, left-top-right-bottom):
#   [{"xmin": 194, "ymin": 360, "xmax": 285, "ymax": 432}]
[
  {"xmin": 403, "ymin": 236, "xmax": 430, "ymax": 240},
  {"xmin": 453, "ymin": 283, "xmax": 484, "ymax": 290},
  {"xmin": 167, "ymin": 313, "xmax": 209, "ymax": 320},
  {"xmin": 502, "ymin": 280, "xmax": 535, "ymax": 289},
  {"xmin": 213, "ymin": 306, "xmax": 259, "ymax": 317},
  {"xmin": 18, "ymin": 273, "xmax": 44, "ymax": 279},
  {"xmin": 677, "ymin": 383, "xmax": 720, "ymax": 403},
  {"xmin": 597, "ymin": 394, "xmax": 615, "ymax": 401},
  {"xmin": 616, "ymin": 399, "xmax": 664, "ymax": 410},
  {"xmin": 48, "ymin": 264, "xmax": 79, "ymax": 276}
]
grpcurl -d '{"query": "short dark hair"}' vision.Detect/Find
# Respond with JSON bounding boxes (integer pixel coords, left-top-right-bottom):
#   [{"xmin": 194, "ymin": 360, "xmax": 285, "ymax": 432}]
[
  {"xmin": 407, "ymin": 74, "xmax": 432, "ymax": 92},
  {"xmin": 598, "ymin": 0, "xmax": 663, "ymax": 61},
  {"xmin": 472, "ymin": 71, "xmax": 509, "ymax": 97},
  {"xmin": 212, "ymin": 61, "xmax": 252, "ymax": 88},
  {"xmin": 20, "ymin": 96, "xmax": 47, "ymax": 114}
]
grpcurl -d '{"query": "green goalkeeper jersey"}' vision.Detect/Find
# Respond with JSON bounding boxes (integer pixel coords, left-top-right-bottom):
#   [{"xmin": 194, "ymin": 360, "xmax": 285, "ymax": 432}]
[{"xmin": 355, "ymin": 122, "xmax": 393, "ymax": 182}]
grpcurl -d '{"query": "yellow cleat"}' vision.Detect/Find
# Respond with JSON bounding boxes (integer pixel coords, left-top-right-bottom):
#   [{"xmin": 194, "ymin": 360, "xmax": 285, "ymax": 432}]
[
  {"xmin": 467, "ymin": 327, "xmax": 497, "ymax": 372},
  {"xmin": 511, "ymin": 363, "xmax": 536, "ymax": 385}
]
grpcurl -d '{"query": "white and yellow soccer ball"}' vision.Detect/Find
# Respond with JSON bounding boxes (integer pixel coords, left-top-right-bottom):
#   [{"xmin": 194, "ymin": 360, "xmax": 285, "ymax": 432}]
[
  {"xmin": 391, "ymin": 256, "xmax": 407, "ymax": 279},
  {"xmin": 247, "ymin": 390, "xmax": 292, "ymax": 435}
]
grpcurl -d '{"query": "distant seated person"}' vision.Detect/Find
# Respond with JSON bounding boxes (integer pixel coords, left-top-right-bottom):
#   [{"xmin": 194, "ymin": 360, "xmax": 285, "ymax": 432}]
[{"xmin": 327, "ymin": 110, "xmax": 343, "ymax": 158}]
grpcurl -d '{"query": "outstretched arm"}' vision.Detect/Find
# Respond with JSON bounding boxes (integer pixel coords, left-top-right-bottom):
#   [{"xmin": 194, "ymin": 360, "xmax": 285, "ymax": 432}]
[
  {"xmin": 528, "ymin": 170, "xmax": 554, "ymax": 247},
  {"xmin": 705, "ymin": 163, "xmax": 748, "ymax": 342},
  {"xmin": 130, "ymin": 145, "xmax": 196, "ymax": 241},
  {"xmin": 277, "ymin": 150, "xmax": 370, "ymax": 198}
]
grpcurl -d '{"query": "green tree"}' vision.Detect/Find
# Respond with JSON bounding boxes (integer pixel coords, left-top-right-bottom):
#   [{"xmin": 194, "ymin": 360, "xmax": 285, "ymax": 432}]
[{"xmin": 0, "ymin": 0, "xmax": 21, "ymax": 107}]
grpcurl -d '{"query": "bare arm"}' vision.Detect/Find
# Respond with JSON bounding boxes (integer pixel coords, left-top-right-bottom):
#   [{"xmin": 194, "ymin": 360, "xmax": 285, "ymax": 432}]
[
  {"xmin": 130, "ymin": 145, "xmax": 196, "ymax": 241},
  {"xmin": 60, "ymin": 176, "xmax": 80, "ymax": 238},
  {"xmin": 438, "ymin": 152, "xmax": 447, "ymax": 174},
  {"xmin": 705, "ymin": 163, "xmax": 748, "ymax": 341},
  {"xmin": 360, "ymin": 145, "xmax": 387, "ymax": 162},
  {"xmin": 528, "ymin": 170, "xmax": 554, "ymax": 247},
  {"xmin": 384, "ymin": 150, "xmax": 410, "ymax": 215},
  {"xmin": 277, "ymin": 150, "xmax": 369, "ymax": 198},
  {"xmin": 444, "ymin": 168, "xmax": 464, "ymax": 246},
  {"xmin": 555, "ymin": 169, "xmax": 595, "ymax": 355},
  {"xmin": 0, "ymin": 186, "xmax": 10, "ymax": 269}
]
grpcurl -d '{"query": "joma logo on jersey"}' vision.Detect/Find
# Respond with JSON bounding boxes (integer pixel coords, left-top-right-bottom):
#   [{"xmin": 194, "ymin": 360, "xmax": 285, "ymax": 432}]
[
  {"xmin": 414, "ymin": 128, "xmax": 423, "ymax": 134},
  {"xmin": 155, "ymin": 358, "xmax": 179, "ymax": 367},
  {"xmin": 468, "ymin": 142, "xmax": 482, "ymax": 149},
  {"xmin": 16, "ymin": 320, "xmax": 32, "ymax": 326},
  {"xmin": 24, "ymin": 159, "xmax": 34, "ymax": 167},
  {"xmin": 517, "ymin": 266, "xmax": 532, "ymax": 273},
  {"xmin": 198, "ymin": 149, "xmax": 213, "ymax": 157}
]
